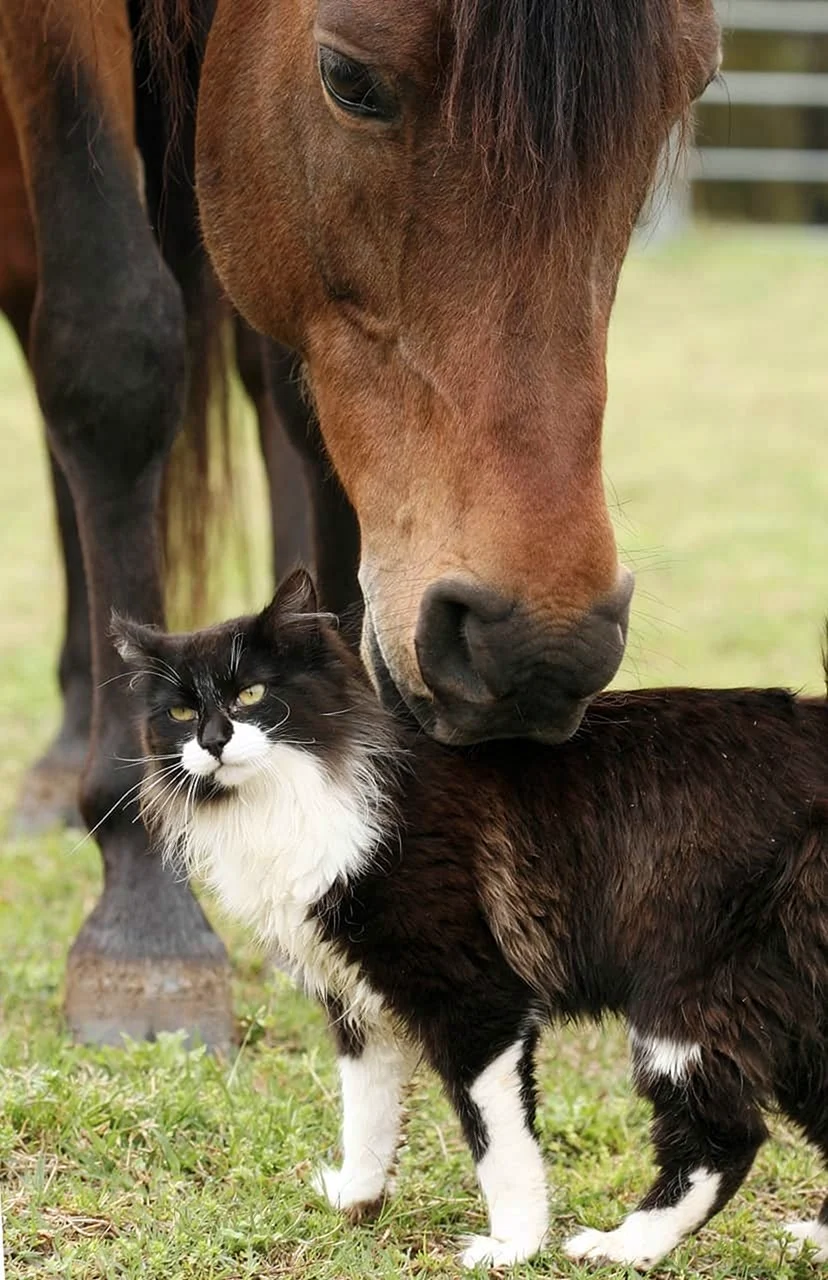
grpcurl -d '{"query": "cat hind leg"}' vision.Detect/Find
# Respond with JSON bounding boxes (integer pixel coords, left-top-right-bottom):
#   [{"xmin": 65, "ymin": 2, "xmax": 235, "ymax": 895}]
[{"xmin": 566, "ymin": 1045, "xmax": 766, "ymax": 1269}]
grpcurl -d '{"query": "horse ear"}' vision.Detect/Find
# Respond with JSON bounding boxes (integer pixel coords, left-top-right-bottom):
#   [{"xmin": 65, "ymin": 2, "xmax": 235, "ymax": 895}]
[
  {"xmin": 110, "ymin": 612, "xmax": 164, "ymax": 667},
  {"xmin": 271, "ymin": 568, "xmax": 319, "ymax": 618}
]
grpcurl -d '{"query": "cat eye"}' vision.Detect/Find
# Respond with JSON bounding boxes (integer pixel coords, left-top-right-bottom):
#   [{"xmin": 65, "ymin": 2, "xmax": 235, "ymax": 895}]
[
  {"xmin": 169, "ymin": 706, "xmax": 196, "ymax": 723},
  {"xmin": 236, "ymin": 683, "xmax": 265, "ymax": 708},
  {"xmin": 318, "ymin": 46, "xmax": 398, "ymax": 121}
]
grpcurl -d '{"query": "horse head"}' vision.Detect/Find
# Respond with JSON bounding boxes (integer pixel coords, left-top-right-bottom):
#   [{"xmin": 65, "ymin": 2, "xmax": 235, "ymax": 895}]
[{"xmin": 196, "ymin": 0, "xmax": 720, "ymax": 743}]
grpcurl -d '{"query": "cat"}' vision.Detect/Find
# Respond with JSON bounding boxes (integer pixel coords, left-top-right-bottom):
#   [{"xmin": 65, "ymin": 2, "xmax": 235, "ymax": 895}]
[{"xmin": 113, "ymin": 569, "xmax": 828, "ymax": 1271}]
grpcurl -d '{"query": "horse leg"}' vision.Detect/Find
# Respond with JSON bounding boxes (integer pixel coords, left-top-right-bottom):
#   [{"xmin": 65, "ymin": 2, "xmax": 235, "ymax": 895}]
[
  {"xmin": 0, "ymin": 0, "xmax": 233, "ymax": 1046},
  {"xmin": 234, "ymin": 318, "xmax": 313, "ymax": 581},
  {"xmin": 13, "ymin": 451, "xmax": 92, "ymax": 833},
  {"xmin": 263, "ymin": 342, "xmax": 363, "ymax": 639},
  {"xmin": 0, "ymin": 84, "xmax": 88, "ymax": 831}
]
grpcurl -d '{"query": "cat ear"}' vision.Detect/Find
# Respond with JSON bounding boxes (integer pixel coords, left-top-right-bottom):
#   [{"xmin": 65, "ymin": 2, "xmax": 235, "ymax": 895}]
[
  {"xmin": 110, "ymin": 613, "xmax": 165, "ymax": 667},
  {"xmin": 258, "ymin": 569, "xmax": 325, "ymax": 644},
  {"xmin": 272, "ymin": 567, "xmax": 319, "ymax": 617}
]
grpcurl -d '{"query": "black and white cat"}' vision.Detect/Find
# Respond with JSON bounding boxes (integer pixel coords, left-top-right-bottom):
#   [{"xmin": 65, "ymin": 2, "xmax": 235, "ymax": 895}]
[{"xmin": 113, "ymin": 570, "xmax": 828, "ymax": 1270}]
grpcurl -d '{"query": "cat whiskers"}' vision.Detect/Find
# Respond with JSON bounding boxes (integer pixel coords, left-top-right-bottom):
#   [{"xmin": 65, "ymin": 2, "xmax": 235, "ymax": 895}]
[
  {"xmin": 229, "ymin": 631, "xmax": 244, "ymax": 677},
  {"xmin": 138, "ymin": 765, "xmax": 192, "ymax": 830},
  {"xmin": 113, "ymin": 751, "xmax": 181, "ymax": 770},
  {"xmin": 260, "ymin": 703, "xmax": 321, "ymax": 752},
  {"xmin": 262, "ymin": 697, "xmax": 292, "ymax": 738},
  {"xmin": 99, "ymin": 660, "xmax": 181, "ymax": 692},
  {"xmin": 97, "ymin": 669, "xmax": 149, "ymax": 689},
  {"xmin": 146, "ymin": 654, "xmax": 183, "ymax": 684},
  {"xmin": 66, "ymin": 761, "xmax": 182, "ymax": 856},
  {"xmin": 131, "ymin": 757, "xmax": 188, "ymax": 819}
]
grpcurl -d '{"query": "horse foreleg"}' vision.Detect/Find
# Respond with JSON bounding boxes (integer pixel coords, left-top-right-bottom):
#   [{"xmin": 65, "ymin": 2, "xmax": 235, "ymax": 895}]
[
  {"xmin": 12, "ymin": 450, "xmax": 92, "ymax": 833},
  {"xmin": 0, "ymin": 0, "xmax": 233, "ymax": 1047},
  {"xmin": 0, "ymin": 84, "xmax": 90, "ymax": 832}
]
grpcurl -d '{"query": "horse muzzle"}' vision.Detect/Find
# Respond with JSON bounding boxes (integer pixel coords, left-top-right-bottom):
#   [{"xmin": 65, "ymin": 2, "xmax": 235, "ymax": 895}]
[{"xmin": 362, "ymin": 568, "xmax": 634, "ymax": 745}]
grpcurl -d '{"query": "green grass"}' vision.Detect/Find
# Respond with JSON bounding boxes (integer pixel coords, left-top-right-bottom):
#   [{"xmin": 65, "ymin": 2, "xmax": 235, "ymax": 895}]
[{"xmin": 1, "ymin": 228, "xmax": 827, "ymax": 1278}]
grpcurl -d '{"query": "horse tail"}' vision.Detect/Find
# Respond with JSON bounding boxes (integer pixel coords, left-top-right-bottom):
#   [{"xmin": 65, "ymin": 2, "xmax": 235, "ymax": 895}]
[
  {"xmin": 160, "ymin": 272, "xmax": 242, "ymax": 627},
  {"xmin": 132, "ymin": 0, "xmax": 246, "ymax": 625}
]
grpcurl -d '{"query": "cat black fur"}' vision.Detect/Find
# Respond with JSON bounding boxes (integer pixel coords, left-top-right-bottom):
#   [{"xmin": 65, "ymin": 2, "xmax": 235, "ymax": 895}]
[{"xmin": 114, "ymin": 571, "xmax": 828, "ymax": 1269}]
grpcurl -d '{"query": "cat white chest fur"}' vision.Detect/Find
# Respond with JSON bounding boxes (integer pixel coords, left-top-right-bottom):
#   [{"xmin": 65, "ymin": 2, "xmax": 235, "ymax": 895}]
[{"xmin": 168, "ymin": 736, "xmax": 388, "ymax": 1028}]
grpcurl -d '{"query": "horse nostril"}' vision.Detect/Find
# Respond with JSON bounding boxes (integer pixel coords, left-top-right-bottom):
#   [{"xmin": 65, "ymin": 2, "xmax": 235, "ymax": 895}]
[
  {"xmin": 593, "ymin": 566, "xmax": 634, "ymax": 641},
  {"xmin": 415, "ymin": 580, "xmax": 514, "ymax": 706}
]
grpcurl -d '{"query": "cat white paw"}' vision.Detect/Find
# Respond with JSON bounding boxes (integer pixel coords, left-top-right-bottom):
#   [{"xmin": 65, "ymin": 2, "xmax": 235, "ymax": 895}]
[
  {"xmin": 311, "ymin": 1164, "xmax": 386, "ymax": 1219},
  {"xmin": 784, "ymin": 1220, "xmax": 828, "ymax": 1262},
  {"xmin": 459, "ymin": 1232, "xmax": 545, "ymax": 1269},
  {"xmin": 565, "ymin": 1224, "xmax": 669, "ymax": 1269}
]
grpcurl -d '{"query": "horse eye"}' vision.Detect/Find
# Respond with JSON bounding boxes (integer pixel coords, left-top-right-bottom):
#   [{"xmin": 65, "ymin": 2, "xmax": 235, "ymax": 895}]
[{"xmin": 318, "ymin": 47, "xmax": 397, "ymax": 121}]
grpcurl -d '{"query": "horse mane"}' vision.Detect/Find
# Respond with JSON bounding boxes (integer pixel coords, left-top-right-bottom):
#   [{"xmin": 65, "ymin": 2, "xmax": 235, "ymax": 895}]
[{"xmin": 446, "ymin": 0, "xmax": 694, "ymax": 244}]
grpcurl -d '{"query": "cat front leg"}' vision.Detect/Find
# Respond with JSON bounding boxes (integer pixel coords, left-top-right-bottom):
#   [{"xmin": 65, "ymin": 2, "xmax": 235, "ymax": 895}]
[
  {"xmin": 314, "ymin": 1011, "xmax": 417, "ymax": 1221},
  {"xmin": 427, "ymin": 1020, "xmax": 549, "ymax": 1268}
]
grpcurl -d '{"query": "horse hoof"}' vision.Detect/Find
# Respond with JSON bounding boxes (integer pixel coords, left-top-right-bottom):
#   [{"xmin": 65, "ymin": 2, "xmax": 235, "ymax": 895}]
[
  {"xmin": 65, "ymin": 868, "xmax": 235, "ymax": 1052},
  {"xmin": 10, "ymin": 757, "xmax": 85, "ymax": 835},
  {"xmin": 65, "ymin": 951, "xmax": 235, "ymax": 1051}
]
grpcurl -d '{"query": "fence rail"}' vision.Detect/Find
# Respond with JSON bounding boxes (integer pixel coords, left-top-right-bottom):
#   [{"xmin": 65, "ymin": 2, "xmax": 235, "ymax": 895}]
[
  {"xmin": 644, "ymin": 1, "xmax": 828, "ymax": 238},
  {"xmin": 691, "ymin": 148, "xmax": 828, "ymax": 182},
  {"xmin": 704, "ymin": 72, "xmax": 828, "ymax": 107},
  {"xmin": 717, "ymin": 0, "xmax": 828, "ymax": 34}
]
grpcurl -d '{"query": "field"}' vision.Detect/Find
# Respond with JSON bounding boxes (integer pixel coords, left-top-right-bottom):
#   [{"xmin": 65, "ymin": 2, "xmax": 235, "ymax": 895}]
[{"xmin": 1, "ymin": 229, "xmax": 826, "ymax": 1279}]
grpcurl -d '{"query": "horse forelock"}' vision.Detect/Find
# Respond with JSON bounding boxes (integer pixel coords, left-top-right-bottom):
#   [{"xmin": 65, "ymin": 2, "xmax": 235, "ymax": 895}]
[{"xmin": 445, "ymin": 0, "xmax": 699, "ymax": 245}]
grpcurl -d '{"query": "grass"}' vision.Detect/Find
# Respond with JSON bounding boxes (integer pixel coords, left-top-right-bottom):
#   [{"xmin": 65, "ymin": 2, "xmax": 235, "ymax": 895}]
[{"xmin": 1, "ymin": 227, "xmax": 827, "ymax": 1278}]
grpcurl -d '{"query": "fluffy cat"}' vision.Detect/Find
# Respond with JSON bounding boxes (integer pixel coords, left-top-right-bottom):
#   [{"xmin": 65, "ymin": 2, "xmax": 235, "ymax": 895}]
[{"xmin": 113, "ymin": 570, "xmax": 828, "ymax": 1270}]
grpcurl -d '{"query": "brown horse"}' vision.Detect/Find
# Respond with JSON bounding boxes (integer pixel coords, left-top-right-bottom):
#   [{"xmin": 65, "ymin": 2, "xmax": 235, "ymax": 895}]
[
  {"xmin": 0, "ymin": 0, "xmax": 720, "ymax": 1045},
  {"xmin": 197, "ymin": 0, "xmax": 721, "ymax": 745}
]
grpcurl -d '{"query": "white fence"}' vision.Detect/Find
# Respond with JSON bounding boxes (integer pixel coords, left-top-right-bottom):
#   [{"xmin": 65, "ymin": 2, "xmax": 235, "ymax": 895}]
[{"xmin": 645, "ymin": 0, "xmax": 828, "ymax": 238}]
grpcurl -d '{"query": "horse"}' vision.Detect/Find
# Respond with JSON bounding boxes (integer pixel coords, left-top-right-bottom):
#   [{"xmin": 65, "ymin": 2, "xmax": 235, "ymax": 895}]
[{"xmin": 0, "ymin": 0, "xmax": 721, "ymax": 1046}]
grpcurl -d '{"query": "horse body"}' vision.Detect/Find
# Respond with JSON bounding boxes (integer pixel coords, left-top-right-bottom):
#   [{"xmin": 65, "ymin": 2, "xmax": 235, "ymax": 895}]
[{"xmin": 0, "ymin": 0, "xmax": 720, "ymax": 1042}]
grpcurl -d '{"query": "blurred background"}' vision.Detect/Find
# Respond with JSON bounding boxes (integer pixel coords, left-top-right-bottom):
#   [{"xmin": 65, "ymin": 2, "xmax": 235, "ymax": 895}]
[{"xmin": 694, "ymin": 0, "xmax": 828, "ymax": 226}]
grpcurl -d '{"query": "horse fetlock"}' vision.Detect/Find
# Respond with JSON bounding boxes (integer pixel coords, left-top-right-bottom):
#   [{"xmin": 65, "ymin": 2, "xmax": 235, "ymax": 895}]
[{"xmin": 11, "ymin": 745, "xmax": 86, "ymax": 836}]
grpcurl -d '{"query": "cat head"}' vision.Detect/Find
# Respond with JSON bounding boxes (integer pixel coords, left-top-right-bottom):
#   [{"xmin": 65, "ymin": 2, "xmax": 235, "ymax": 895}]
[{"xmin": 112, "ymin": 569, "xmax": 394, "ymax": 824}]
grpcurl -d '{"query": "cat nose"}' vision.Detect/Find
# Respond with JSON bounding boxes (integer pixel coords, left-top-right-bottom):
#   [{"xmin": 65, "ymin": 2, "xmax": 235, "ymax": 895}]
[{"xmin": 200, "ymin": 713, "xmax": 234, "ymax": 760}]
